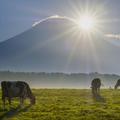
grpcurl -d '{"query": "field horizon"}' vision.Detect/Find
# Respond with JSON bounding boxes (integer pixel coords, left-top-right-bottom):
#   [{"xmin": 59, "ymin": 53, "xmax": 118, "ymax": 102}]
[{"xmin": 0, "ymin": 71, "xmax": 119, "ymax": 88}]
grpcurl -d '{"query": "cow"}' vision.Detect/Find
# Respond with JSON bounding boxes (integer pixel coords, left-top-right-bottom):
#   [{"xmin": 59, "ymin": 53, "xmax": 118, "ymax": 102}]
[
  {"xmin": 114, "ymin": 79, "xmax": 120, "ymax": 89},
  {"xmin": 1, "ymin": 81, "xmax": 35, "ymax": 109},
  {"xmin": 91, "ymin": 78, "xmax": 101, "ymax": 97}
]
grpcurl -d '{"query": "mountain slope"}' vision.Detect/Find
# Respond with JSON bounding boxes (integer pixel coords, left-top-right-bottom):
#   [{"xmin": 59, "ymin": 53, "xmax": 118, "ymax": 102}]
[{"xmin": 0, "ymin": 16, "xmax": 120, "ymax": 73}]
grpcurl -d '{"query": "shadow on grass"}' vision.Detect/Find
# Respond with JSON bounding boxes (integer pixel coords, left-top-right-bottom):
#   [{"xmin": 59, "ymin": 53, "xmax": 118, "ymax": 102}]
[
  {"xmin": 0, "ymin": 105, "xmax": 31, "ymax": 120},
  {"xmin": 93, "ymin": 94, "xmax": 106, "ymax": 102}
]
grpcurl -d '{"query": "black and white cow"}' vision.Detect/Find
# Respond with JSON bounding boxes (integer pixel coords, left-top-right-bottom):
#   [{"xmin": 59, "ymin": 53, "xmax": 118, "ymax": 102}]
[
  {"xmin": 91, "ymin": 78, "xmax": 101, "ymax": 96},
  {"xmin": 1, "ymin": 81, "xmax": 35, "ymax": 109}
]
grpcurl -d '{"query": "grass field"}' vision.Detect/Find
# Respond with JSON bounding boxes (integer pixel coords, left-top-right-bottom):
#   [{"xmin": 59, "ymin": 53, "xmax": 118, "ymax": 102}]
[{"xmin": 0, "ymin": 89, "xmax": 120, "ymax": 120}]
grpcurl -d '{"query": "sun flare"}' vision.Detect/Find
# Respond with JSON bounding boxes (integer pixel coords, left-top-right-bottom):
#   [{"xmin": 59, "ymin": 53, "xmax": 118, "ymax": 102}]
[{"xmin": 78, "ymin": 15, "xmax": 96, "ymax": 31}]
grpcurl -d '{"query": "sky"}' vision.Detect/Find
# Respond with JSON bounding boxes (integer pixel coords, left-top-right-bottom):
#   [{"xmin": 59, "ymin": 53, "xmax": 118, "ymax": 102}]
[
  {"xmin": 1, "ymin": 0, "xmax": 120, "ymax": 42},
  {"xmin": 1, "ymin": 0, "xmax": 120, "ymax": 74}
]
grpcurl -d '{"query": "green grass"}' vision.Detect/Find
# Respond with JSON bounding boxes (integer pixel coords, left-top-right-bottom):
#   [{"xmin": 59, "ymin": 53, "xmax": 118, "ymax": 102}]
[{"xmin": 0, "ymin": 89, "xmax": 120, "ymax": 120}]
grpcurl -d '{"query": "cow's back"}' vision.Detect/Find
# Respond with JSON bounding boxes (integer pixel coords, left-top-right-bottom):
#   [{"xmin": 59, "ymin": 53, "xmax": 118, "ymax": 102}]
[
  {"xmin": 91, "ymin": 78, "xmax": 101, "ymax": 88},
  {"xmin": 1, "ymin": 81, "xmax": 31, "ymax": 98}
]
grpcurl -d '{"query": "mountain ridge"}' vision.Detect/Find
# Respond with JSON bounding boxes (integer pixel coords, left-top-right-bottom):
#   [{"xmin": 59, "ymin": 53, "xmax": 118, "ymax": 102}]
[{"xmin": 0, "ymin": 16, "xmax": 120, "ymax": 73}]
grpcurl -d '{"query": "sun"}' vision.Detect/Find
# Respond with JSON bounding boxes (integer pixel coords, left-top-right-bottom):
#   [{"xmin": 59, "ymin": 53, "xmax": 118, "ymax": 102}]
[{"xmin": 78, "ymin": 15, "xmax": 96, "ymax": 31}]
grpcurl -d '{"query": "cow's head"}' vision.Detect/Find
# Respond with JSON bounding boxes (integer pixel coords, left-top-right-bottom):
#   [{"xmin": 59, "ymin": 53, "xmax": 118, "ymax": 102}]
[{"xmin": 30, "ymin": 95, "xmax": 36, "ymax": 105}]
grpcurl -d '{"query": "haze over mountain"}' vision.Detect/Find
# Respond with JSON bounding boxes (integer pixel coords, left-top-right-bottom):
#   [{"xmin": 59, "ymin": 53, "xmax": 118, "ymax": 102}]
[
  {"xmin": 0, "ymin": 16, "xmax": 120, "ymax": 74},
  {"xmin": 0, "ymin": 71, "xmax": 119, "ymax": 88}
]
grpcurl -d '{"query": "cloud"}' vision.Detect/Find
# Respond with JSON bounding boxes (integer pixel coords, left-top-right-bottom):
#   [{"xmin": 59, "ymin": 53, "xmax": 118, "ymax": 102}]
[
  {"xmin": 105, "ymin": 34, "xmax": 120, "ymax": 40},
  {"xmin": 32, "ymin": 15, "xmax": 76, "ymax": 27}
]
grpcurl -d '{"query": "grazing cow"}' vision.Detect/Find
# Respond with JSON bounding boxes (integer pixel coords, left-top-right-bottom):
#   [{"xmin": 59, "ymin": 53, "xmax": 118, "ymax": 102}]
[
  {"xmin": 1, "ymin": 81, "xmax": 35, "ymax": 109},
  {"xmin": 91, "ymin": 78, "xmax": 101, "ymax": 96},
  {"xmin": 114, "ymin": 79, "xmax": 120, "ymax": 89}
]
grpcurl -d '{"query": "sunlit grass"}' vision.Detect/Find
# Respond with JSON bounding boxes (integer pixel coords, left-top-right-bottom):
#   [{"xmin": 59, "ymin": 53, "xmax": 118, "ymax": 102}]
[{"xmin": 0, "ymin": 89, "xmax": 120, "ymax": 120}]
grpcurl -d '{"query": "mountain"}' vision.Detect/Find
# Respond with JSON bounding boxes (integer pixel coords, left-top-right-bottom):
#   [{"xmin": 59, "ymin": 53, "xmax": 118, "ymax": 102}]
[{"xmin": 0, "ymin": 16, "xmax": 120, "ymax": 73}]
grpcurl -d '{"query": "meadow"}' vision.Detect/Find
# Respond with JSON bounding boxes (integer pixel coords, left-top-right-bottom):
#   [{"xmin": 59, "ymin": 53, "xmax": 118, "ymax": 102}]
[{"xmin": 0, "ymin": 89, "xmax": 120, "ymax": 120}]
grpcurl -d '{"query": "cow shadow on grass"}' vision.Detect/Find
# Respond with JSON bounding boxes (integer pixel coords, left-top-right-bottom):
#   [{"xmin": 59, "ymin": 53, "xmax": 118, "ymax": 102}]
[
  {"xmin": 0, "ymin": 105, "xmax": 31, "ymax": 120},
  {"xmin": 93, "ymin": 94, "xmax": 106, "ymax": 103}
]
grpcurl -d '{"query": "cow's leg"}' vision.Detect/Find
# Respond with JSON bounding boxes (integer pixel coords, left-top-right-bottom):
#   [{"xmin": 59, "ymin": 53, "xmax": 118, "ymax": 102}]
[
  {"xmin": 96, "ymin": 88, "xmax": 99, "ymax": 96},
  {"xmin": 95, "ymin": 88, "xmax": 97, "ymax": 95},
  {"xmin": 94, "ymin": 87, "xmax": 97, "ymax": 97},
  {"xmin": 96, "ymin": 87, "xmax": 100, "ymax": 95},
  {"xmin": 19, "ymin": 97, "xmax": 24, "ymax": 108},
  {"xmin": 8, "ymin": 98, "xmax": 12, "ymax": 108},
  {"xmin": 92, "ymin": 87, "xmax": 94, "ymax": 95},
  {"xmin": 2, "ymin": 96, "xmax": 5, "ymax": 110},
  {"xmin": 92, "ymin": 87, "xmax": 96, "ymax": 97}
]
